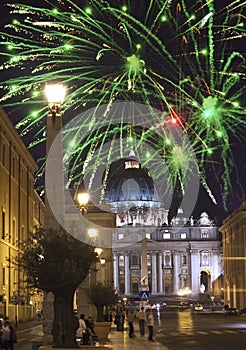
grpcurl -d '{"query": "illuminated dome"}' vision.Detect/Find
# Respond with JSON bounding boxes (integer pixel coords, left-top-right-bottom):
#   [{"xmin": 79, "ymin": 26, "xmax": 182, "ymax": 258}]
[
  {"xmin": 104, "ymin": 157, "xmax": 159, "ymax": 205},
  {"xmin": 103, "ymin": 148, "xmax": 168, "ymax": 227}
]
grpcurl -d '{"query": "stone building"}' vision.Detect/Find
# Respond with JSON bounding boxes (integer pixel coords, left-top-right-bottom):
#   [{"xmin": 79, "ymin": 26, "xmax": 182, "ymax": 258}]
[
  {"xmin": 0, "ymin": 106, "xmax": 44, "ymax": 321},
  {"xmin": 219, "ymin": 203, "xmax": 246, "ymax": 309},
  {"xmin": 103, "ymin": 155, "xmax": 223, "ymax": 301}
]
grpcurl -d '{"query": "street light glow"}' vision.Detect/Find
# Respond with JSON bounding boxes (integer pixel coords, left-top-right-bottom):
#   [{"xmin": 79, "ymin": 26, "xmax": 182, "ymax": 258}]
[
  {"xmin": 45, "ymin": 84, "xmax": 66, "ymax": 104},
  {"xmin": 88, "ymin": 228, "xmax": 97, "ymax": 239},
  {"xmin": 77, "ymin": 192, "xmax": 89, "ymax": 207}
]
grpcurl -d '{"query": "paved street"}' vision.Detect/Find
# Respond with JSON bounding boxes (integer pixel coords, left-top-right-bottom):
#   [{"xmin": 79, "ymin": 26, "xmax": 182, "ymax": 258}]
[
  {"xmin": 13, "ymin": 311, "xmax": 246, "ymax": 350},
  {"xmin": 155, "ymin": 309, "xmax": 246, "ymax": 350},
  {"xmin": 15, "ymin": 322, "xmax": 43, "ymax": 350}
]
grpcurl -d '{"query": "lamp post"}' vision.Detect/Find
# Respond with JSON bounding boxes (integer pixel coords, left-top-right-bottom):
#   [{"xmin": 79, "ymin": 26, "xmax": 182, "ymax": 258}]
[
  {"xmin": 44, "ymin": 83, "xmax": 66, "ymax": 229},
  {"xmin": 43, "ymin": 83, "xmax": 66, "ymax": 345}
]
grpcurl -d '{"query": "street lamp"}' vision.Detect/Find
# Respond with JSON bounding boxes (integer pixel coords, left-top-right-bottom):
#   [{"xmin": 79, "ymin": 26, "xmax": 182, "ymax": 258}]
[
  {"xmin": 45, "ymin": 84, "xmax": 66, "ymax": 119},
  {"xmin": 77, "ymin": 191, "xmax": 89, "ymax": 215},
  {"xmin": 43, "ymin": 83, "xmax": 66, "ymax": 344}
]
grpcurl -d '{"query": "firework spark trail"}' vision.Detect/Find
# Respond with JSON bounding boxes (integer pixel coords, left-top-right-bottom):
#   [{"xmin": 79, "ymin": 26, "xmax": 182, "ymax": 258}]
[{"xmin": 0, "ymin": 0, "xmax": 245, "ymax": 208}]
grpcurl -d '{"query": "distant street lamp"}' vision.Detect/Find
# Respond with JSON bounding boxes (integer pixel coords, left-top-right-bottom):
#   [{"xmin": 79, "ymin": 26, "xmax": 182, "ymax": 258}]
[{"xmin": 77, "ymin": 191, "xmax": 89, "ymax": 215}]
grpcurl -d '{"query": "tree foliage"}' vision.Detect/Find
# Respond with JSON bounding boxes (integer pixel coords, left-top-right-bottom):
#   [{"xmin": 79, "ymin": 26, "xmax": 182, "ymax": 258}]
[
  {"xmin": 89, "ymin": 282, "xmax": 118, "ymax": 322},
  {"xmin": 19, "ymin": 226, "xmax": 97, "ymax": 347}
]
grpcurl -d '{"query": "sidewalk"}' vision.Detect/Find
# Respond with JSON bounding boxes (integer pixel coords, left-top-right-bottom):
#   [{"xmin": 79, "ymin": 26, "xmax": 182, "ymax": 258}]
[
  {"xmin": 106, "ymin": 324, "xmax": 169, "ymax": 350},
  {"xmin": 15, "ymin": 320, "xmax": 170, "ymax": 350}
]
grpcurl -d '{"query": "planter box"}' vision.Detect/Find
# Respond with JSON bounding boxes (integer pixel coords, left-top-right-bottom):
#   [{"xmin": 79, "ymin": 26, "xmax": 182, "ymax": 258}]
[
  {"xmin": 94, "ymin": 321, "xmax": 112, "ymax": 340},
  {"xmin": 39, "ymin": 346, "xmax": 112, "ymax": 350}
]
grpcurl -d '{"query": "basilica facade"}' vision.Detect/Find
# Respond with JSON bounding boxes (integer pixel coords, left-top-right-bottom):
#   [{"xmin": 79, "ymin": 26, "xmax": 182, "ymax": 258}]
[{"xmin": 103, "ymin": 154, "xmax": 223, "ymax": 301}]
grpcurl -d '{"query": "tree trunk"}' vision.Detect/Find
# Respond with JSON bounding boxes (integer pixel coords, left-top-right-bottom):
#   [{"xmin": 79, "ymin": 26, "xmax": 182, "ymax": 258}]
[
  {"xmin": 96, "ymin": 305, "xmax": 104, "ymax": 322},
  {"xmin": 52, "ymin": 288, "xmax": 78, "ymax": 348}
]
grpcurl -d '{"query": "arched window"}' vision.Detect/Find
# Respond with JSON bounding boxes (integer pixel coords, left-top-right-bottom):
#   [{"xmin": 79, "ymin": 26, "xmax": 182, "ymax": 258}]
[
  {"xmin": 132, "ymin": 254, "xmax": 138, "ymax": 266},
  {"xmin": 164, "ymin": 254, "xmax": 171, "ymax": 266}
]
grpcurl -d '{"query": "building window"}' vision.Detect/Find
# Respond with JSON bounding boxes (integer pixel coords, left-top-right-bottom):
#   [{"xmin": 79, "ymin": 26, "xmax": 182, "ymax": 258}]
[
  {"xmin": 12, "ymin": 157, "xmax": 16, "ymax": 178},
  {"xmin": 181, "ymin": 232, "xmax": 187, "ymax": 239},
  {"xmin": 2, "ymin": 143, "xmax": 6, "ymax": 166},
  {"xmin": 163, "ymin": 233, "xmax": 170, "ymax": 239},
  {"xmin": 119, "ymin": 255, "xmax": 124, "ymax": 267},
  {"xmin": 201, "ymin": 252, "xmax": 209, "ymax": 266},
  {"xmin": 164, "ymin": 254, "xmax": 171, "ymax": 267},
  {"xmin": 2, "ymin": 211, "xmax": 5, "ymax": 239},
  {"xmin": 12, "ymin": 218, "xmax": 16, "ymax": 244},
  {"xmin": 21, "ymin": 226, "xmax": 25, "ymax": 241},
  {"xmin": 2, "ymin": 267, "xmax": 6, "ymax": 287},
  {"xmin": 201, "ymin": 229, "xmax": 209, "ymax": 238},
  {"xmin": 146, "ymin": 233, "xmax": 151, "ymax": 239},
  {"xmin": 131, "ymin": 255, "xmax": 138, "ymax": 266},
  {"xmin": 132, "ymin": 283, "xmax": 139, "ymax": 294},
  {"xmin": 125, "ymin": 160, "xmax": 139, "ymax": 169},
  {"xmin": 182, "ymin": 255, "xmax": 187, "ymax": 265}
]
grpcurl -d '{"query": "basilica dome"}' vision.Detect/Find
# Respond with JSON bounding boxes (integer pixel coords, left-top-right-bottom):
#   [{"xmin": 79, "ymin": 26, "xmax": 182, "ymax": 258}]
[
  {"xmin": 104, "ymin": 157, "xmax": 159, "ymax": 205},
  {"xmin": 102, "ymin": 148, "xmax": 169, "ymax": 227}
]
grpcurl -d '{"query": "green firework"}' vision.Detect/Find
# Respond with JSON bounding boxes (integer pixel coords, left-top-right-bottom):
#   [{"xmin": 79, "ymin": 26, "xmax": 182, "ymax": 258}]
[{"xmin": 0, "ymin": 0, "xmax": 245, "ymax": 207}]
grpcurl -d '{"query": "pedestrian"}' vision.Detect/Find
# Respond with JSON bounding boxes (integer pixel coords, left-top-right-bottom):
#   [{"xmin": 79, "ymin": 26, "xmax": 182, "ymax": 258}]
[
  {"xmin": 85, "ymin": 316, "xmax": 97, "ymax": 345},
  {"xmin": 36, "ymin": 309, "xmax": 42, "ymax": 321},
  {"xmin": 2, "ymin": 320, "xmax": 17, "ymax": 350},
  {"xmin": 127, "ymin": 310, "xmax": 136, "ymax": 338},
  {"xmin": 75, "ymin": 313, "xmax": 87, "ymax": 345},
  {"xmin": 136, "ymin": 306, "xmax": 146, "ymax": 337},
  {"xmin": 147, "ymin": 309, "xmax": 155, "ymax": 341},
  {"xmin": 115, "ymin": 310, "xmax": 125, "ymax": 331}
]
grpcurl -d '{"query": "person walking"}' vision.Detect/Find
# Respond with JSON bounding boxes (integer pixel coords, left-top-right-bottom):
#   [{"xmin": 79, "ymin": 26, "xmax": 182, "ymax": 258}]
[
  {"xmin": 126, "ymin": 310, "xmax": 136, "ymax": 338},
  {"xmin": 136, "ymin": 306, "xmax": 146, "ymax": 337},
  {"xmin": 147, "ymin": 309, "xmax": 155, "ymax": 341},
  {"xmin": 76, "ymin": 314, "xmax": 87, "ymax": 345},
  {"xmin": 2, "ymin": 320, "xmax": 17, "ymax": 350}
]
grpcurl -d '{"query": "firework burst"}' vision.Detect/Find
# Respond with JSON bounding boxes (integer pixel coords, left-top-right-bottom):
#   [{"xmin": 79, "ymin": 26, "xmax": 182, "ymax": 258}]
[{"xmin": 0, "ymin": 0, "xmax": 245, "ymax": 208}]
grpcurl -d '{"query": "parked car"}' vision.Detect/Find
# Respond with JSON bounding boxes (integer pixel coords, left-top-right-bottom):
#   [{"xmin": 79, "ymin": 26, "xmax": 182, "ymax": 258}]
[
  {"xmin": 239, "ymin": 308, "xmax": 246, "ymax": 315},
  {"xmin": 177, "ymin": 301, "xmax": 190, "ymax": 309},
  {"xmin": 224, "ymin": 306, "xmax": 239, "ymax": 316},
  {"xmin": 194, "ymin": 304, "xmax": 203, "ymax": 311}
]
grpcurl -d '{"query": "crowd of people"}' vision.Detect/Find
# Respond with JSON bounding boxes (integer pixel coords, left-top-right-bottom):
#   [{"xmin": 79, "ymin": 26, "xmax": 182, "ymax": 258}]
[
  {"xmin": 76, "ymin": 313, "xmax": 97, "ymax": 346},
  {"xmin": 114, "ymin": 305, "xmax": 156, "ymax": 342},
  {"xmin": 76, "ymin": 305, "xmax": 156, "ymax": 345}
]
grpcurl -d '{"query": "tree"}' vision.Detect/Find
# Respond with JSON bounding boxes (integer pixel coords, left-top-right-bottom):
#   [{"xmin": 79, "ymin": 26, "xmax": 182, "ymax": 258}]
[
  {"xmin": 89, "ymin": 282, "xmax": 118, "ymax": 322},
  {"xmin": 19, "ymin": 227, "xmax": 97, "ymax": 348}
]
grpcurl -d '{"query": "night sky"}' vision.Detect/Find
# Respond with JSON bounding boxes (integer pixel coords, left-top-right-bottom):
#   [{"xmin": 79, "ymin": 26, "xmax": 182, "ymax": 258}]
[{"xmin": 0, "ymin": 1, "xmax": 245, "ymax": 225}]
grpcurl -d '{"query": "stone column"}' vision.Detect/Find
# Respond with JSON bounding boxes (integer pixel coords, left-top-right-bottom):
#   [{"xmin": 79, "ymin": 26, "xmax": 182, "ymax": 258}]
[
  {"xmin": 158, "ymin": 252, "xmax": 163, "ymax": 293},
  {"xmin": 151, "ymin": 252, "xmax": 157, "ymax": 294},
  {"xmin": 43, "ymin": 105, "xmax": 65, "ymax": 344},
  {"xmin": 125, "ymin": 253, "xmax": 130, "ymax": 294},
  {"xmin": 212, "ymin": 249, "xmax": 219, "ymax": 292},
  {"xmin": 173, "ymin": 251, "xmax": 179, "ymax": 294},
  {"xmin": 190, "ymin": 249, "xmax": 200, "ymax": 295}
]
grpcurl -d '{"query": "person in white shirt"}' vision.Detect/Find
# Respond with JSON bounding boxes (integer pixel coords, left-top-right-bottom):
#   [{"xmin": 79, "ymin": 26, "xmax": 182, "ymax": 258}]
[
  {"xmin": 76, "ymin": 314, "xmax": 87, "ymax": 345},
  {"xmin": 136, "ymin": 307, "xmax": 146, "ymax": 336}
]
